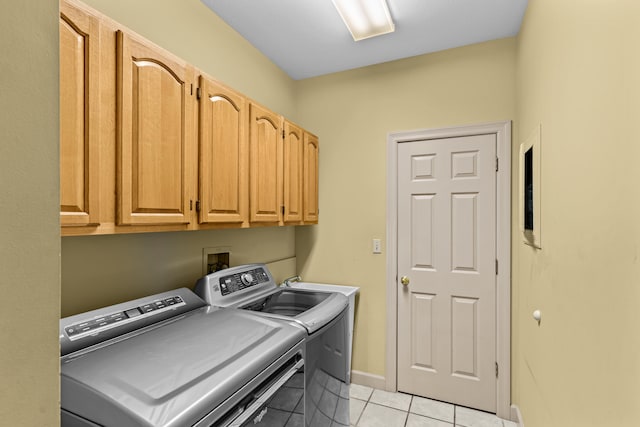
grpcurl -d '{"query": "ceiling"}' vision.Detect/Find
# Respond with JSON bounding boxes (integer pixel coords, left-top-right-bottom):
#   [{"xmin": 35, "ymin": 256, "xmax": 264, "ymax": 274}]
[{"xmin": 200, "ymin": 0, "xmax": 528, "ymax": 80}]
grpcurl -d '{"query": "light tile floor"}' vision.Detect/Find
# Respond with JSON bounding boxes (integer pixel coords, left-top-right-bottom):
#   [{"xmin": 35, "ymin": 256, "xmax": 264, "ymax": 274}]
[{"xmin": 349, "ymin": 384, "xmax": 518, "ymax": 427}]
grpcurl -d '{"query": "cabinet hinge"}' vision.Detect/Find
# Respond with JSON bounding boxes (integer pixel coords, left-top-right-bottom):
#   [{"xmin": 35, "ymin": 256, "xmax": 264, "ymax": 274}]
[
  {"xmin": 196, "ymin": 200, "xmax": 201, "ymax": 212},
  {"xmin": 496, "ymin": 362, "xmax": 499, "ymax": 378},
  {"xmin": 495, "ymin": 259, "xmax": 498, "ymax": 275},
  {"xmin": 196, "ymin": 87, "xmax": 201, "ymax": 100},
  {"xmin": 496, "ymin": 157, "xmax": 499, "ymax": 172},
  {"xmin": 190, "ymin": 200, "xmax": 193, "ymax": 211}
]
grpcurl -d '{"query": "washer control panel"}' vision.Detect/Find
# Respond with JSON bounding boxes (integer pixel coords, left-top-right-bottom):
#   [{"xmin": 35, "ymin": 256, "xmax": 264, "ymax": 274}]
[
  {"xmin": 219, "ymin": 267, "xmax": 270, "ymax": 296},
  {"xmin": 194, "ymin": 264, "xmax": 278, "ymax": 306}
]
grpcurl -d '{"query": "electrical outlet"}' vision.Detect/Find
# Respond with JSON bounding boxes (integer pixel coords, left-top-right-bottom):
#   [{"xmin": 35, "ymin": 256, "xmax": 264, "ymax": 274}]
[{"xmin": 372, "ymin": 239, "xmax": 382, "ymax": 254}]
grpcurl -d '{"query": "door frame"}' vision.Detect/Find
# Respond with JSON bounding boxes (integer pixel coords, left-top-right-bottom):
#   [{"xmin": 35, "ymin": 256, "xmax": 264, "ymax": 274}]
[{"xmin": 385, "ymin": 121, "xmax": 512, "ymax": 419}]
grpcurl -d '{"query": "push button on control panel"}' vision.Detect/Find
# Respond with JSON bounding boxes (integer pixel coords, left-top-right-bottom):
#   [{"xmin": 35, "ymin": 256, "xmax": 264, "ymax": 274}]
[
  {"xmin": 140, "ymin": 304, "xmax": 154, "ymax": 313},
  {"xmin": 125, "ymin": 308, "xmax": 142, "ymax": 318}
]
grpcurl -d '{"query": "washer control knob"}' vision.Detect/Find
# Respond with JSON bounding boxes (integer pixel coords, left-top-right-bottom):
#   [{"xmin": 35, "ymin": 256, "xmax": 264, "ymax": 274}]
[{"xmin": 241, "ymin": 273, "xmax": 254, "ymax": 285}]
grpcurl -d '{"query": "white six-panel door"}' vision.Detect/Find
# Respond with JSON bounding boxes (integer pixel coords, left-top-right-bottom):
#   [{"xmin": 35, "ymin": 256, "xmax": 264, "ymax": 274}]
[{"xmin": 397, "ymin": 134, "xmax": 497, "ymax": 412}]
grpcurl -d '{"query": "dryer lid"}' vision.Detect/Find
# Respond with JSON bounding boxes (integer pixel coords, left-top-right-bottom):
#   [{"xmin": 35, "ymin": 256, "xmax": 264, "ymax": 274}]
[{"xmin": 61, "ymin": 307, "xmax": 304, "ymax": 427}]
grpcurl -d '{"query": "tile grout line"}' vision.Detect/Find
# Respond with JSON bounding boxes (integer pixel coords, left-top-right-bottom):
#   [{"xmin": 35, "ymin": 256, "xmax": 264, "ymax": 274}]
[
  {"xmin": 356, "ymin": 389, "xmax": 373, "ymax": 427},
  {"xmin": 454, "ymin": 404, "xmax": 456, "ymax": 426},
  {"xmin": 403, "ymin": 394, "xmax": 412, "ymax": 427}
]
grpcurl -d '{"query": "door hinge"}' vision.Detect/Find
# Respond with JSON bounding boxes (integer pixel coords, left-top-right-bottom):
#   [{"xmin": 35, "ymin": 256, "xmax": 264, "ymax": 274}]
[
  {"xmin": 495, "ymin": 259, "xmax": 498, "ymax": 275},
  {"xmin": 496, "ymin": 362, "xmax": 499, "ymax": 378},
  {"xmin": 196, "ymin": 87, "xmax": 201, "ymax": 100},
  {"xmin": 496, "ymin": 157, "xmax": 499, "ymax": 172}
]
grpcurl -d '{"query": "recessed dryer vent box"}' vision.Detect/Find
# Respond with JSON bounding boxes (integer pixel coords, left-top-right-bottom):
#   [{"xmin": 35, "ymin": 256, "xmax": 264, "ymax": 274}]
[{"xmin": 202, "ymin": 247, "xmax": 231, "ymax": 275}]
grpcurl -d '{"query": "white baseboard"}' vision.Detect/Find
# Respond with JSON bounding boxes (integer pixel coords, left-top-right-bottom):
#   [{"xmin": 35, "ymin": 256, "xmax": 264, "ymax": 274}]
[
  {"xmin": 511, "ymin": 404, "xmax": 525, "ymax": 426},
  {"xmin": 351, "ymin": 370, "xmax": 386, "ymax": 390}
]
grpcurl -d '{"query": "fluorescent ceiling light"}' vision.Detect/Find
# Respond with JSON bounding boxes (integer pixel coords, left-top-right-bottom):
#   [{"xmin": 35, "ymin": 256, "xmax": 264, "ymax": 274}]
[{"xmin": 332, "ymin": 0, "xmax": 395, "ymax": 41}]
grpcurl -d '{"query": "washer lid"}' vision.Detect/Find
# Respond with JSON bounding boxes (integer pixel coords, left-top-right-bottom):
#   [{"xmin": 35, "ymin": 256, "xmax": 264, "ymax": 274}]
[
  {"xmin": 61, "ymin": 307, "xmax": 304, "ymax": 427},
  {"xmin": 239, "ymin": 288, "xmax": 348, "ymax": 334},
  {"xmin": 194, "ymin": 264, "xmax": 349, "ymax": 334}
]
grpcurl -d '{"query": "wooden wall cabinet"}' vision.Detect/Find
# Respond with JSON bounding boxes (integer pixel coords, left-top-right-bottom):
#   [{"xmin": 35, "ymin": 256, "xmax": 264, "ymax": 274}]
[
  {"xmin": 283, "ymin": 121, "xmax": 304, "ymax": 224},
  {"xmin": 303, "ymin": 131, "xmax": 319, "ymax": 224},
  {"xmin": 283, "ymin": 122, "xmax": 320, "ymax": 225},
  {"xmin": 59, "ymin": 0, "xmax": 100, "ymax": 227},
  {"xmin": 59, "ymin": 0, "xmax": 318, "ymax": 236},
  {"xmin": 198, "ymin": 76, "xmax": 248, "ymax": 225},
  {"xmin": 116, "ymin": 30, "xmax": 195, "ymax": 226},
  {"xmin": 249, "ymin": 103, "xmax": 283, "ymax": 224},
  {"xmin": 248, "ymin": 109, "xmax": 320, "ymax": 226}
]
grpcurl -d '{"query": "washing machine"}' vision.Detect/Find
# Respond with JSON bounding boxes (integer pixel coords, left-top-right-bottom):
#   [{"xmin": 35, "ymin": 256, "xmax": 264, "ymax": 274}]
[{"xmin": 195, "ymin": 264, "xmax": 350, "ymax": 427}]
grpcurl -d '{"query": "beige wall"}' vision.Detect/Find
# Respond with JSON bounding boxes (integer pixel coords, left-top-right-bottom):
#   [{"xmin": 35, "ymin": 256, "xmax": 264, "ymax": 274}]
[
  {"xmin": 62, "ymin": 228, "xmax": 296, "ymax": 316},
  {"xmin": 513, "ymin": 1, "xmax": 640, "ymax": 426},
  {"xmin": 61, "ymin": 0, "xmax": 300, "ymax": 317},
  {"xmin": 0, "ymin": 0, "xmax": 61, "ymax": 425},
  {"xmin": 294, "ymin": 38, "xmax": 517, "ymax": 376}
]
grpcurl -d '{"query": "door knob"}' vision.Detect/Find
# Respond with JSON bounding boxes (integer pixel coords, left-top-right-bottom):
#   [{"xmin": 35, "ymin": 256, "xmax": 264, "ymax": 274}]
[{"xmin": 400, "ymin": 276, "xmax": 410, "ymax": 286}]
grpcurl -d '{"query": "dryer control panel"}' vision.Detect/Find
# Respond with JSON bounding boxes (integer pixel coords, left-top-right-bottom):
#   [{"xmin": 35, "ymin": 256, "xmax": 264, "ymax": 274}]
[
  {"xmin": 60, "ymin": 288, "xmax": 207, "ymax": 357},
  {"xmin": 64, "ymin": 296, "xmax": 186, "ymax": 340}
]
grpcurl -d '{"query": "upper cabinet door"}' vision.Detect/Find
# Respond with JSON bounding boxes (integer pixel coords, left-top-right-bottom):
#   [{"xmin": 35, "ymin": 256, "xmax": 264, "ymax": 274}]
[
  {"xmin": 59, "ymin": 0, "xmax": 100, "ymax": 227},
  {"xmin": 303, "ymin": 132, "xmax": 319, "ymax": 223},
  {"xmin": 283, "ymin": 121, "xmax": 304, "ymax": 224},
  {"xmin": 249, "ymin": 103, "xmax": 283, "ymax": 224},
  {"xmin": 117, "ymin": 30, "xmax": 194, "ymax": 226},
  {"xmin": 198, "ymin": 76, "xmax": 248, "ymax": 225}
]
